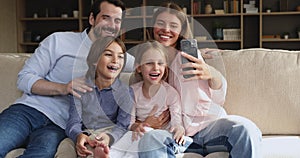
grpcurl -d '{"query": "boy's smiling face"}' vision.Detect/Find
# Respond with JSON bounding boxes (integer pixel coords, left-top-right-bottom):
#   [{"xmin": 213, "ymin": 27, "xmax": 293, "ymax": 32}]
[{"xmin": 95, "ymin": 42, "xmax": 124, "ymax": 80}]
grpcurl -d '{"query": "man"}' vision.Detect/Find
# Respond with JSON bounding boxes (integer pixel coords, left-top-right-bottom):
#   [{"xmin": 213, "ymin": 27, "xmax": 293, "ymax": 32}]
[{"xmin": 0, "ymin": 0, "xmax": 133, "ymax": 157}]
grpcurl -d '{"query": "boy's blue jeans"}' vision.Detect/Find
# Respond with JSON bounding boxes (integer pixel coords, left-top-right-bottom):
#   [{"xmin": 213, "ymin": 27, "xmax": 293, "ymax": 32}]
[
  {"xmin": 0, "ymin": 104, "xmax": 66, "ymax": 158},
  {"xmin": 138, "ymin": 115, "xmax": 262, "ymax": 158}
]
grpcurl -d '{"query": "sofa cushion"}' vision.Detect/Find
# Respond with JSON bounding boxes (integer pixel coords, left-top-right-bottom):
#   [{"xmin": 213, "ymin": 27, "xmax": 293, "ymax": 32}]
[
  {"xmin": 0, "ymin": 53, "xmax": 30, "ymax": 112},
  {"xmin": 262, "ymin": 136, "xmax": 300, "ymax": 158},
  {"xmin": 214, "ymin": 48, "xmax": 300, "ymax": 135}
]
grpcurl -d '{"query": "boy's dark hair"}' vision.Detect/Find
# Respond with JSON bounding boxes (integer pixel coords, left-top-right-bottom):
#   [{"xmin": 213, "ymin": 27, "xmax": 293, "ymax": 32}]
[{"xmin": 88, "ymin": 0, "xmax": 126, "ymax": 29}]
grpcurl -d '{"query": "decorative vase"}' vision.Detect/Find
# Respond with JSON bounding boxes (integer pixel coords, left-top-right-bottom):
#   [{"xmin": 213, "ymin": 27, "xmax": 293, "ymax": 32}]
[
  {"xmin": 205, "ymin": 4, "xmax": 212, "ymax": 14},
  {"xmin": 296, "ymin": 5, "xmax": 300, "ymax": 11},
  {"xmin": 214, "ymin": 28, "xmax": 223, "ymax": 40}
]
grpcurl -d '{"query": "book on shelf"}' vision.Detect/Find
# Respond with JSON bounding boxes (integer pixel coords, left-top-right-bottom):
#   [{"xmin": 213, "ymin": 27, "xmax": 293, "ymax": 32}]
[
  {"xmin": 224, "ymin": 0, "xmax": 239, "ymax": 13},
  {"xmin": 193, "ymin": 1, "xmax": 201, "ymax": 14},
  {"xmin": 230, "ymin": 0, "xmax": 239, "ymax": 13},
  {"xmin": 224, "ymin": 0, "xmax": 229, "ymax": 13},
  {"xmin": 223, "ymin": 29, "xmax": 241, "ymax": 40}
]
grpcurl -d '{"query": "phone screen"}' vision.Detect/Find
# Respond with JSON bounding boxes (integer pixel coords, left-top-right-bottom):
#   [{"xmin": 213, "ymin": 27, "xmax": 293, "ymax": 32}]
[{"xmin": 180, "ymin": 39, "xmax": 198, "ymax": 78}]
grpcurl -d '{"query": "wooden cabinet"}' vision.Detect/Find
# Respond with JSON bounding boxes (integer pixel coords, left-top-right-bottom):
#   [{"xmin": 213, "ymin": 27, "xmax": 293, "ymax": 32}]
[
  {"xmin": 260, "ymin": 0, "xmax": 300, "ymax": 50},
  {"xmin": 17, "ymin": 0, "xmax": 91, "ymax": 53},
  {"xmin": 17, "ymin": 0, "xmax": 300, "ymax": 53}
]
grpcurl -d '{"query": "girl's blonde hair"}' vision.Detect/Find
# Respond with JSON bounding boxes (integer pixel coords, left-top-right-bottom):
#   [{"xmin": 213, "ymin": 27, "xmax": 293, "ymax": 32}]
[
  {"xmin": 85, "ymin": 37, "xmax": 126, "ymax": 80},
  {"xmin": 130, "ymin": 40, "xmax": 169, "ymax": 84},
  {"xmin": 147, "ymin": 2, "xmax": 193, "ymax": 50}
]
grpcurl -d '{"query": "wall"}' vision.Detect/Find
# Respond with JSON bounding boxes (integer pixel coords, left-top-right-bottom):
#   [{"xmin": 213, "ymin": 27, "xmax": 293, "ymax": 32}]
[{"xmin": 0, "ymin": 0, "xmax": 17, "ymax": 53}]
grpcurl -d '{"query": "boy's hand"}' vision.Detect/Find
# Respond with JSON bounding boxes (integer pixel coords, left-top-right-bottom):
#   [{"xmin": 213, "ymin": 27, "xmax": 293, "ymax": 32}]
[
  {"xmin": 76, "ymin": 133, "xmax": 94, "ymax": 157},
  {"xmin": 95, "ymin": 132, "xmax": 110, "ymax": 147}
]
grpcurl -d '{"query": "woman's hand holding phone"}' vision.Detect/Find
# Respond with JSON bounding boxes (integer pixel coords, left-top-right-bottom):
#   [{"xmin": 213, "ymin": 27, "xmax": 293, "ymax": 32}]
[{"xmin": 180, "ymin": 51, "xmax": 211, "ymax": 81}]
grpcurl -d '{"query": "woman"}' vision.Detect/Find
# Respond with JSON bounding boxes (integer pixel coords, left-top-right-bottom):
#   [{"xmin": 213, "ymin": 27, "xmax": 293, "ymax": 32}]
[{"xmin": 139, "ymin": 2, "xmax": 262, "ymax": 158}]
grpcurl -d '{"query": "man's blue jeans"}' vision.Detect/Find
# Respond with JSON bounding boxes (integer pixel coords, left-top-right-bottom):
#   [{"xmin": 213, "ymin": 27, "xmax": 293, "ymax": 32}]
[
  {"xmin": 0, "ymin": 104, "xmax": 66, "ymax": 158},
  {"xmin": 138, "ymin": 115, "xmax": 262, "ymax": 158}
]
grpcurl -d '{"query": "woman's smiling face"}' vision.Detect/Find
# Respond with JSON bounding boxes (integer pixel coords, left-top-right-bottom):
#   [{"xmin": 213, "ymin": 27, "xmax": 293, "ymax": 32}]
[{"xmin": 153, "ymin": 11, "xmax": 182, "ymax": 48}]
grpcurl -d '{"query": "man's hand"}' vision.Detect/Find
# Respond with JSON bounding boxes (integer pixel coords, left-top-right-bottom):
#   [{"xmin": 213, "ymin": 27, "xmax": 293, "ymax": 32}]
[
  {"xmin": 200, "ymin": 48, "xmax": 222, "ymax": 60},
  {"xmin": 143, "ymin": 105, "xmax": 170, "ymax": 129},
  {"xmin": 66, "ymin": 77, "xmax": 93, "ymax": 98},
  {"xmin": 31, "ymin": 77, "xmax": 92, "ymax": 97}
]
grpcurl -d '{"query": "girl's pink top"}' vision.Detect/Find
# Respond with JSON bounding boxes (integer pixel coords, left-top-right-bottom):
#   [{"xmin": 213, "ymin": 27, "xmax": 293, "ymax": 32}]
[{"xmin": 130, "ymin": 81, "xmax": 182, "ymax": 129}]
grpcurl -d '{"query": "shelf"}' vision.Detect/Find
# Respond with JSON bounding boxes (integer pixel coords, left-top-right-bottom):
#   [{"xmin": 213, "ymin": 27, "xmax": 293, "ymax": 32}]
[
  {"xmin": 123, "ymin": 40, "xmax": 143, "ymax": 44},
  {"xmin": 20, "ymin": 17, "xmax": 80, "ymax": 21},
  {"xmin": 125, "ymin": 16, "xmax": 144, "ymax": 19},
  {"xmin": 262, "ymin": 38, "xmax": 300, "ymax": 42},
  {"xmin": 193, "ymin": 13, "xmax": 241, "ymax": 17},
  {"xmin": 198, "ymin": 40, "xmax": 241, "ymax": 43},
  {"xmin": 242, "ymin": 13, "xmax": 260, "ymax": 16},
  {"xmin": 16, "ymin": 0, "xmax": 300, "ymax": 52},
  {"xmin": 262, "ymin": 12, "xmax": 300, "ymax": 16},
  {"xmin": 20, "ymin": 42, "xmax": 39, "ymax": 46}
]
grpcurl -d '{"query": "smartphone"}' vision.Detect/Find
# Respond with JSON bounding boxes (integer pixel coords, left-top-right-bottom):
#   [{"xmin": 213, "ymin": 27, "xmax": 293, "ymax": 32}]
[{"xmin": 180, "ymin": 39, "xmax": 198, "ymax": 78}]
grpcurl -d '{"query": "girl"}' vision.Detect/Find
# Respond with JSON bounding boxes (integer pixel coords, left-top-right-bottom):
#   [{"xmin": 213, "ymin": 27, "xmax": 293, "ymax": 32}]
[
  {"xmin": 139, "ymin": 2, "xmax": 262, "ymax": 158},
  {"xmin": 65, "ymin": 37, "xmax": 134, "ymax": 158},
  {"xmin": 110, "ymin": 40, "xmax": 191, "ymax": 157}
]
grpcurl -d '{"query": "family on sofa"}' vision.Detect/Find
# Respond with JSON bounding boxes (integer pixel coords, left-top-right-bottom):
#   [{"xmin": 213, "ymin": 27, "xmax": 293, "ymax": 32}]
[{"xmin": 0, "ymin": 0, "xmax": 262, "ymax": 158}]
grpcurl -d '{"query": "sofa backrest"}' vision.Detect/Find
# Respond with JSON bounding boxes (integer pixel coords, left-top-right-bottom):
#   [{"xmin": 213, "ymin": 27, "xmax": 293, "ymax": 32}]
[
  {"xmin": 0, "ymin": 53, "xmax": 30, "ymax": 112},
  {"xmin": 206, "ymin": 48, "xmax": 300, "ymax": 135},
  {"xmin": 1, "ymin": 49, "xmax": 300, "ymax": 136}
]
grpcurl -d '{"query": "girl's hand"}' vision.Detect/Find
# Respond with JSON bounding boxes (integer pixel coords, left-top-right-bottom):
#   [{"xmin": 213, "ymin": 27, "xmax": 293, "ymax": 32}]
[
  {"xmin": 131, "ymin": 122, "xmax": 150, "ymax": 141},
  {"xmin": 170, "ymin": 125, "xmax": 185, "ymax": 145}
]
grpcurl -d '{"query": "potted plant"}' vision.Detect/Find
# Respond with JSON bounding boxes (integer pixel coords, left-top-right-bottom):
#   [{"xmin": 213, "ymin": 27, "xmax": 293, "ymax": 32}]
[
  {"xmin": 297, "ymin": 27, "xmax": 300, "ymax": 39},
  {"xmin": 212, "ymin": 21, "xmax": 224, "ymax": 40},
  {"xmin": 282, "ymin": 32, "xmax": 290, "ymax": 39},
  {"xmin": 265, "ymin": 7, "xmax": 272, "ymax": 13}
]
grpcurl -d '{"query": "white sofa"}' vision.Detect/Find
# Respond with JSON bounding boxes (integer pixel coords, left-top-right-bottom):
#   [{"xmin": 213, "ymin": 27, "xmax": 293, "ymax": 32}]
[{"xmin": 1, "ymin": 48, "xmax": 300, "ymax": 158}]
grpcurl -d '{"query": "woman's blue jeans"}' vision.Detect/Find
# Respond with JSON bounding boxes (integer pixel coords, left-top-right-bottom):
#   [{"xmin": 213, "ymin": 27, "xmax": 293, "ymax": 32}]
[
  {"xmin": 138, "ymin": 115, "xmax": 262, "ymax": 158},
  {"xmin": 0, "ymin": 104, "xmax": 66, "ymax": 158}
]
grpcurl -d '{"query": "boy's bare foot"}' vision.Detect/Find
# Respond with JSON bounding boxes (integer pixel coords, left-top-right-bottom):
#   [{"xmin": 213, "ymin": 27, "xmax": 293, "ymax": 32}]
[{"xmin": 94, "ymin": 144, "xmax": 109, "ymax": 158}]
